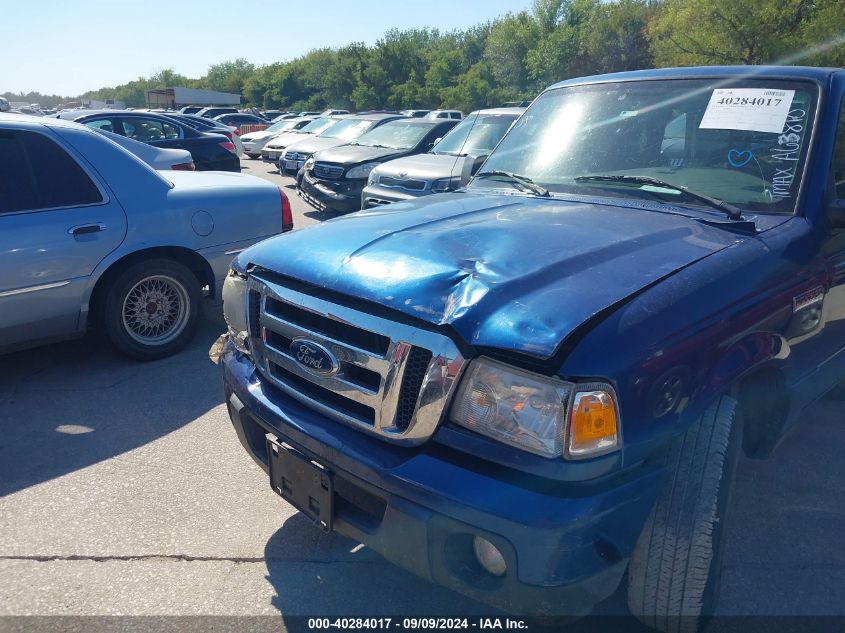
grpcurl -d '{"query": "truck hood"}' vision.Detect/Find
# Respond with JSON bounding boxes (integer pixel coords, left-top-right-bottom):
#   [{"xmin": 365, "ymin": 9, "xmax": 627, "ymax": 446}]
[
  {"xmin": 240, "ymin": 194, "xmax": 743, "ymax": 359},
  {"xmin": 372, "ymin": 153, "xmax": 460, "ymax": 182}
]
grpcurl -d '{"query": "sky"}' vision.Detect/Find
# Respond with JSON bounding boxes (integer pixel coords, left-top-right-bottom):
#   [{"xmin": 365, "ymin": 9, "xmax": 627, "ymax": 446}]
[{"xmin": 2, "ymin": 0, "xmax": 533, "ymax": 97}]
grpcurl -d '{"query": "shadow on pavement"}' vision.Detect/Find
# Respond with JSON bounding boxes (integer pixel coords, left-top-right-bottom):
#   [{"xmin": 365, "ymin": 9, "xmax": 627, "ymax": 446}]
[
  {"xmin": 0, "ymin": 308, "xmax": 226, "ymax": 496},
  {"xmin": 264, "ymin": 513, "xmax": 502, "ymax": 622}
]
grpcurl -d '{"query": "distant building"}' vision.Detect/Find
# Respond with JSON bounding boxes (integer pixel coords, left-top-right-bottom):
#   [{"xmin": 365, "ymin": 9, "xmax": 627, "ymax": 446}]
[
  {"xmin": 146, "ymin": 87, "xmax": 241, "ymax": 109},
  {"xmin": 84, "ymin": 99, "xmax": 126, "ymax": 110}
]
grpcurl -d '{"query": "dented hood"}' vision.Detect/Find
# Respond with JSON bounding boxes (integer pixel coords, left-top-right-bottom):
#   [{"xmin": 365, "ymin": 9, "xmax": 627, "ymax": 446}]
[{"xmin": 241, "ymin": 194, "xmax": 742, "ymax": 359}]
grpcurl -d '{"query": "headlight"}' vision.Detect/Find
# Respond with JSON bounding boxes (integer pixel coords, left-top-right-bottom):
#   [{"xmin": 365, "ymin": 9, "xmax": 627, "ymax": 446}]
[
  {"xmin": 346, "ymin": 162, "xmax": 380, "ymax": 179},
  {"xmin": 431, "ymin": 176, "xmax": 462, "ymax": 193},
  {"xmin": 222, "ymin": 268, "xmax": 250, "ymax": 354},
  {"xmin": 304, "ymin": 157, "xmax": 315, "ymax": 171},
  {"xmin": 450, "ymin": 358, "xmax": 620, "ymax": 459}
]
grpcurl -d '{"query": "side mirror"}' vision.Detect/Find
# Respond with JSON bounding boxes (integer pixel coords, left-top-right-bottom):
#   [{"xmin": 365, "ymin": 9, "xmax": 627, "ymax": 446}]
[
  {"xmin": 470, "ymin": 154, "xmax": 488, "ymax": 175},
  {"xmin": 829, "ymin": 198, "xmax": 845, "ymax": 229}
]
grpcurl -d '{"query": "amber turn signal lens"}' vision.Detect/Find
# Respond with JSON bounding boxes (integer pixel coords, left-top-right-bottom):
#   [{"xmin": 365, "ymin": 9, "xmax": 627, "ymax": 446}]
[{"xmin": 568, "ymin": 390, "xmax": 619, "ymax": 458}]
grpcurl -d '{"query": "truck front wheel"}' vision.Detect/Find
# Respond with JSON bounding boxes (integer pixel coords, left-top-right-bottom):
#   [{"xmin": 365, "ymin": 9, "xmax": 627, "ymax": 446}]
[{"xmin": 627, "ymin": 396, "xmax": 742, "ymax": 633}]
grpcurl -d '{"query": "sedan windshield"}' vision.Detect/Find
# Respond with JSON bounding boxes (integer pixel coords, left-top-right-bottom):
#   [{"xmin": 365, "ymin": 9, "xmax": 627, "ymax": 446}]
[
  {"xmin": 319, "ymin": 118, "xmax": 376, "ymax": 141},
  {"xmin": 298, "ymin": 117, "xmax": 337, "ymax": 135},
  {"xmin": 473, "ymin": 79, "xmax": 817, "ymax": 214},
  {"xmin": 434, "ymin": 113, "xmax": 518, "ymax": 157},
  {"xmin": 356, "ymin": 122, "xmax": 432, "ymax": 150},
  {"xmin": 266, "ymin": 120, "xmax": 299, "ymax": 133}
]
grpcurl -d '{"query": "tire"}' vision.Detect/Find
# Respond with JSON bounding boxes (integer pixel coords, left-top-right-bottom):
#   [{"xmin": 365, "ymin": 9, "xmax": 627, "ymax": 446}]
[
  {"xmin": 627, "ymin": 396, "xmax": 742, "ymax": 633},
  {"xmin": 101, "ymin": 258, "xmax": 201, "ymax": 360}
]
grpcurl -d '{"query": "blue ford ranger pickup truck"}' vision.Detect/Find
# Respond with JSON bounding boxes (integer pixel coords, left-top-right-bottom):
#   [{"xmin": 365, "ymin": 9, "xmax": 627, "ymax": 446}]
[{"xmin": 220, "ymin": 66, "xmax": 845, "ymax": 630}]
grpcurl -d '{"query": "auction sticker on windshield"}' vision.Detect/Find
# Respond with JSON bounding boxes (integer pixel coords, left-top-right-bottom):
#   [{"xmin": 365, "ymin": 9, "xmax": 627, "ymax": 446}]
[{"xmin": 700, "ymin": 88, "xmax": 795, "ymax": 133}]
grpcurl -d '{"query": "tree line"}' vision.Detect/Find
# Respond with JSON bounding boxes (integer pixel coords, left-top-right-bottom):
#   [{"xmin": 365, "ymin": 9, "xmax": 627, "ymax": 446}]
[{"xmin": 6, "ymin": 0, "xmax": 844, "ymax": 112}]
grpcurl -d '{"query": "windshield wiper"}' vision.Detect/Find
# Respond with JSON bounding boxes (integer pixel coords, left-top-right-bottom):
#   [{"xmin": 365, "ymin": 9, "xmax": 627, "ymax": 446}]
[
  {"xmin": 574, "ymin": 175, "xmax": 743, "ymax": 220},
  {"xmin": 475, "ymin": 170, "xmax": 550, "ymax": 197}
]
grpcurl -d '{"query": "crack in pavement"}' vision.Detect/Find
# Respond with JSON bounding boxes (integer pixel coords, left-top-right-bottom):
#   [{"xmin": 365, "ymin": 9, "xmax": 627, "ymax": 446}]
[{"xmin": 0, "ymin": 554, "xmax": 385, "ymax": 565}]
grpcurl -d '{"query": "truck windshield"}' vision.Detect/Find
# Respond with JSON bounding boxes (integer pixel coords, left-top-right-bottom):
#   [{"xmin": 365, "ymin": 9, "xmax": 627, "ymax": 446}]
[{"xmin": 473, "ymin": 79, "xmax": 818, "ymax": 214}]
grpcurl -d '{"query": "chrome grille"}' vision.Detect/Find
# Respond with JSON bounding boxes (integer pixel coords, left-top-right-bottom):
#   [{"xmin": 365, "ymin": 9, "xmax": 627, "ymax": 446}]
[
  {"xmin": 247, "ymin": 274, "xmax": 465, "ymax": 445},
  {"xmin": 312, "ymin": 163, "xmax": 344, "ymax": 179},
  {"xmin": 379, "ymin": 176, "xmax": 427, "ymax": 191}
]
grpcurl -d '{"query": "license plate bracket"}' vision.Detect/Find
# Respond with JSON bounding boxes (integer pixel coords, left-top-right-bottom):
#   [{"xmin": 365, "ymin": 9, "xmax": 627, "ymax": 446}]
[{"xmin": 266, "ymin": 434, "xmax": 333, "ymax": 531}]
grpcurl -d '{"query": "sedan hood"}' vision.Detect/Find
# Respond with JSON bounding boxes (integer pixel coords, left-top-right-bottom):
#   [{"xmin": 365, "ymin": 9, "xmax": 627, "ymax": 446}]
[
  {"xmin": 372, "ymin": 153, "xmax": 460, "ymax": 182},
  {"xmin": 241, "ymin": 130, "xmax": 275, "ymax": 142},
  {"xmin": 311, "ymin": 144, "xmax": 404, "ymax": 166},
  {"xmin": 285, "ymin": 136, "xmax": 349, "ymax": 155},
  {"xmin": 265, "ymin": 131, "xmax": 312, "ymax": 149},
  {"xmin": 240, "ymin": 194, "xmax": 742, "ymax": 359}
]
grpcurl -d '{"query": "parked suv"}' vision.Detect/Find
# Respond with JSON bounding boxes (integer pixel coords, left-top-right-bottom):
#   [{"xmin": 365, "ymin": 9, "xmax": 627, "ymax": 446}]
[
  {"xmin": 298, "ymin": 118, "xmax": 458, "ymax": 213},
  {"xmin": 362, "ymin": 107, "xmax": 524, "ymax": 208},
  {"xmin": 220, "ymin": 66, "xmax": 845, "ymax": 629}
]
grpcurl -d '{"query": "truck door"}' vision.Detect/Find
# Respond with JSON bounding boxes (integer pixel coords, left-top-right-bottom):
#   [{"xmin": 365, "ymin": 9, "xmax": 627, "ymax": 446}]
[
  {"xmin": 813, "ymin": 97, "xmax": 845, "ymax": 391},
  {"xmin": 0, "ymin": 127, "xmax": 127, "ymax": 349}
]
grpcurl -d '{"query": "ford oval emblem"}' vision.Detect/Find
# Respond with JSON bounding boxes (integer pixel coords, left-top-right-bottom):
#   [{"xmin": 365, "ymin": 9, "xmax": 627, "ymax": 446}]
[{"xmin": 289, "ymin": 338, "xmax": 339, "ymax": 376}]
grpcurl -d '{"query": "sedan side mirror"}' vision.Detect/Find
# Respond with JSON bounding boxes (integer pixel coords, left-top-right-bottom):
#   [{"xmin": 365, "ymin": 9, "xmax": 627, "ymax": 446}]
[{"xmin": 829, "ymin": 198, "xmax": 845, "ymax": 229}]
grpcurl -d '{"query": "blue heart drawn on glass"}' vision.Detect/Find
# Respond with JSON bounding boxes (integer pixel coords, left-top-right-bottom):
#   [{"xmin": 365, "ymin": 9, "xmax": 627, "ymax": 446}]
[{"xmin": 728, "ymin": 149, "xmax": 753, "ymax": 168}]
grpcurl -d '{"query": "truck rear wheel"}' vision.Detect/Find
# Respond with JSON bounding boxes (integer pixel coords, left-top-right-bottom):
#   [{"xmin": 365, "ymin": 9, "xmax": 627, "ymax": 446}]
[
  {"xmin": 627, "ymin": 396, "xmax": 742, "ymax": 633},
  {"xmin": 101, "ymin": 259, "xmax": 201, "ymax": 360}
]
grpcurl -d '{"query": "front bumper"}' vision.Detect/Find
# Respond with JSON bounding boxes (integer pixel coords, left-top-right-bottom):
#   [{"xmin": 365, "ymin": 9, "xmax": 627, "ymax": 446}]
[
  {"xmin": 280, "ymin": 156, "xmax": 308, "ymax": 176},
  {"xmin": 221, "ymin": 343, "xmax": 662, "ymax": 616},
  {"xmin": 262, "ymin": 148, "xmax": 285, "ymax": 162},
  {"xmin": 361, "ymin": 183, "xmax": 428, "ymax": 208},
  {"xmin": 242, "ymin": 141, "xmax": 266, "ymax": 156},
  {"xmin": 298, "ymin": 173, "xmax": 364, "ymax": 214}
]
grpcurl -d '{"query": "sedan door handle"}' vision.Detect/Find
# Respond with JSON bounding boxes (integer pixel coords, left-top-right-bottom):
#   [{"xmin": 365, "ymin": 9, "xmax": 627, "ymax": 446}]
[{"xmin": 68, "ymin": 223, "xmax": 107, "ymax": 236}]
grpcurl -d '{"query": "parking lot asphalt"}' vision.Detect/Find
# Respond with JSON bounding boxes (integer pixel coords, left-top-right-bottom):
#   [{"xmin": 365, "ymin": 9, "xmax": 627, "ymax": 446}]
[{"xmin": 2, "ymin": 158, "xmax": 845, "ymax": 629}]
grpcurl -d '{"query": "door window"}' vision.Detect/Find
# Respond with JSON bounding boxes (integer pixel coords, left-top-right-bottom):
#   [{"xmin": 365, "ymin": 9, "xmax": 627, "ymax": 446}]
[
  {"xmin": 834, "ymin": 102, "xmax": 845, "ymax": 199},
  {"xmin": 84, "ymin": 118, "xmax": 118, "ymax": 133},
  {"xmin": 0, "ymin": 132, "xmax": 38, "ymax": 212},
  {"xmin": 0, "ymin": 129, "xmax": 102, "ymax": 214},
  {"xmin": 122, "ymin": 118, "xmax": 181, "ymax": 142}
]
